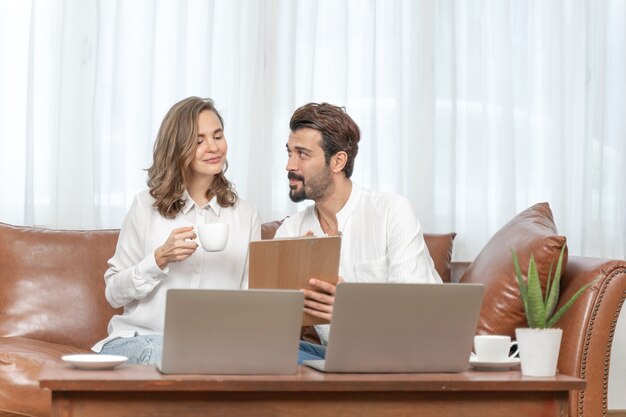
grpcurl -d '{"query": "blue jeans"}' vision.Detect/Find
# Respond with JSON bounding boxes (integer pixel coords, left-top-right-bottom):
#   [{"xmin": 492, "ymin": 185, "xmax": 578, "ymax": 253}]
[
  {"xmin": 101, "ymin": 336, "xmax": 324, "ymax": 366},
  {"xmin": 298, "ymin": 341, "xmax": 326, "ymax": 363},
  {"xmin": 100, "ymin": 334, "xmax": 163, "ymax": 365}
]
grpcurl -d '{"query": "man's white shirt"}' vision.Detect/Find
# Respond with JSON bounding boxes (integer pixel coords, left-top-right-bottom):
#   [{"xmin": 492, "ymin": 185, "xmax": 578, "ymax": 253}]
[
  {"xmin": 275, "ymin": 183, "xmax": 442, "ymax": 344},
  {"xmin": 92, "ymin": 190, "xmax": 261, "ymax": 352}
]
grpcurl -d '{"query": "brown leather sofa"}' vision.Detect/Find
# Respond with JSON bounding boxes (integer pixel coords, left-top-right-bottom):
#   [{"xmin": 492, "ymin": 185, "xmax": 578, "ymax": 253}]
[{"xmin": 1, "ymin": 208, "xmax": 625, "ymax": 417}]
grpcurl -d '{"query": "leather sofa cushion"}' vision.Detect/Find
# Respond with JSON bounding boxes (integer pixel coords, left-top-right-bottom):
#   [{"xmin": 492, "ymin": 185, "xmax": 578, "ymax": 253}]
[
  {"xmin": 261, "ymin": 219, "xmax": 285, "ymax": 240},
  {"xmin": 260, "ymin": 219, "xmax": 455, "ymax": 282},
  {"xmin": 0, "ymin": 337, "xmax": 89, "ymax": 417},
  {"xmin": 459, "ymin": 202, "xmax": 568, "ymax": 337},
  {"xmin": 423, "ymin": 233, "xmax": 456, "ymax": 283},
  {"xmin": 0, "ymin": 223, "xmax": 121, "ymax": 350}
]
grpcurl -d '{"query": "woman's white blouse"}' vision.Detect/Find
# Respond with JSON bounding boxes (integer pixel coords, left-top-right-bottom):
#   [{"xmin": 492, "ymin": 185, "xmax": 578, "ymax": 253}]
[{"xmin": 92, "ymin": 190, "xmax": 261, "ymax": 352}]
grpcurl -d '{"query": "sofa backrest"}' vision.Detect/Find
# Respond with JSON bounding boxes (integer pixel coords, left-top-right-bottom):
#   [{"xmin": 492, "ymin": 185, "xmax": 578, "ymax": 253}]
[
  {"xmin": 0, "ymin": 222, "xmax": 121, "ymax": 350},
  {"xmin": 0, "ymin": 220, "xmax": 455, "ymax": 351}
]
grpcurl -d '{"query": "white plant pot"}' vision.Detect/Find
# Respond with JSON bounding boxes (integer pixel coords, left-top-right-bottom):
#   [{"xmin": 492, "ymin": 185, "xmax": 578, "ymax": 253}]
[{"xmin": 515, "ymin": 328, "xmax": 563, "ymax": 377}]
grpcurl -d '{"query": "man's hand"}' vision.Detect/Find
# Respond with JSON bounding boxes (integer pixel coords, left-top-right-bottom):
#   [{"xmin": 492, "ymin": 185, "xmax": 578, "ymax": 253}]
[
  {"xmin": 154, "ymin": 226, "xmax": 198, "ymax": 269},
  {"xmin": 302, "ymin": 276, "xmax": 344, "ymax": 321}
]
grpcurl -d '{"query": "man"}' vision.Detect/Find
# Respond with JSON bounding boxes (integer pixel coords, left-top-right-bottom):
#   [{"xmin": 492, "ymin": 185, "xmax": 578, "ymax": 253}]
[{"xmin": 275, "ymin": 102, "xmax": 442, "ymax": 359}]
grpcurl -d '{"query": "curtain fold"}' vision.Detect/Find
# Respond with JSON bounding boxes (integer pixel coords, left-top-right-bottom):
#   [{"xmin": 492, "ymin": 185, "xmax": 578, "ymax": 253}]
[{"xmin": 0, "ymin": 0, "xmax": 624, "ymax": 260}]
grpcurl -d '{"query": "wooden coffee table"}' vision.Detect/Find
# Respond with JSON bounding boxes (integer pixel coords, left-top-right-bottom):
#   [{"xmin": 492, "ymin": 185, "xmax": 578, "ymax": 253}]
[{"xmin": 40, "ymin": 363, "xmax": 584, "ymax": 417}]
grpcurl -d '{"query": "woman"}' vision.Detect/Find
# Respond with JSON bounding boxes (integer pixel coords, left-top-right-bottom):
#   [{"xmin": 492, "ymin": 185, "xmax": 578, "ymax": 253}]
[{"xmin": 93, "ymin": 97, "xmax": 261, "ymax": 364}]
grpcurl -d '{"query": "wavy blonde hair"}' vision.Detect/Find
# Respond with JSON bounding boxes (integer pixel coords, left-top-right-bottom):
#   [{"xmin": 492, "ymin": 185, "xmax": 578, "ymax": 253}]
[{"xmin": 147, "ymin": 97, "xmax": 237, "ymax": 218}]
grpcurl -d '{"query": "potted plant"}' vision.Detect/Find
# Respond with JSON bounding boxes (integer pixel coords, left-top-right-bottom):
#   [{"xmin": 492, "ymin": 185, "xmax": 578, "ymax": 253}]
[{"xmin": 512, "ymin": 246, "xmax": 596, "ymax": 377}]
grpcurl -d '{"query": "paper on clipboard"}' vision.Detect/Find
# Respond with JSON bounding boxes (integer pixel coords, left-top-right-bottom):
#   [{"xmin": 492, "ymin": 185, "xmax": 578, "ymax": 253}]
[{"xmin": 248, "ymin": 235, "xmax": 341, "ymax": 326}]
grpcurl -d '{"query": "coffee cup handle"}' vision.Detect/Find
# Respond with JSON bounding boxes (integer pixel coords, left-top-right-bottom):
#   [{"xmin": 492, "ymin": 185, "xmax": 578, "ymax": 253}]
[
  {"xmin": 509, "ymin": 341, "xmax": 520, "ymax": 359},
  {"xmin": 192, "ymin": 226, "xmax": 201, "ymax": 246}
]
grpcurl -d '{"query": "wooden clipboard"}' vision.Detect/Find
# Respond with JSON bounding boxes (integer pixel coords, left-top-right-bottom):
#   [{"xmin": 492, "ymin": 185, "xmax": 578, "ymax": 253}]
[{"xmin": 249, "ymin": 235, "xmax": 341, "ymax": 326}]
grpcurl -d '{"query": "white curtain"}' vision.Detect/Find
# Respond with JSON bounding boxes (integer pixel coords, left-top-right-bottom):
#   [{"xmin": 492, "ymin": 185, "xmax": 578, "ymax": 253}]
[{"xmin": 0, "ymin": 0, "xmax": 624, "ymax": 261}]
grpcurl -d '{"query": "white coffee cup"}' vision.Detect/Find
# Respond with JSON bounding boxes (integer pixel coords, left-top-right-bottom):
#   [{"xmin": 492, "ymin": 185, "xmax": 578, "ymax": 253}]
[
  {"xmin": 473, "ymin": 335, "xmax": 519, "ymax": 362},
  {"xmin": 195, "ymin": 223, "xmax": 229, "ymax": 252}
]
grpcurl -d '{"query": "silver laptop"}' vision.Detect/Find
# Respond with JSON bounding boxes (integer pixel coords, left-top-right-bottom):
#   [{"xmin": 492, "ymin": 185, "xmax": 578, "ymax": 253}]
[
  {"xmin": 158, "ymin": 289, "xmax": 304, "ymax": 374},
  {"xmin": 303, "ymin": 283, "xmax": 484, "ymax": 373}
]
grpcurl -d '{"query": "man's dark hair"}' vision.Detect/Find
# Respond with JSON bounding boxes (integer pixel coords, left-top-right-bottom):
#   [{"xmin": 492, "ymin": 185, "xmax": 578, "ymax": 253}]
[{"xmin": 289, "ymin": 102, "xmax": 360, "ymax": 178}]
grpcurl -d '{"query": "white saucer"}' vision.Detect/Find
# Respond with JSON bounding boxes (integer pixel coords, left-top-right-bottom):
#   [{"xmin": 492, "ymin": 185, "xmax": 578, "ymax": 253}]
[
  {"xmin": 469, "ymin": 355, "xmax": 521, "ymax": 371},
  {"xmin": 61, "ymin": 354, "xmax": 128, "ymax": 370}
]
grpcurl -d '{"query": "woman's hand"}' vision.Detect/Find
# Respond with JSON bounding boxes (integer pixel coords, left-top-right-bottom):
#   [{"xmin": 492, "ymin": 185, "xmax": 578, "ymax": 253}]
[
  {"xmin": 301, "ymin": 276, "xmax": 344, "ymax": 321},
  {"xmin": 154, "ymin": 226, "xmax": 198, "ymax": 269}
]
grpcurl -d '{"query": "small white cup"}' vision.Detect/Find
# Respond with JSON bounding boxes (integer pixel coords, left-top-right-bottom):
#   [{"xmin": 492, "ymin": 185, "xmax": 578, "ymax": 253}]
[
  {"xmin": 195, "ymin": 223, "xmax": 229, "ymax": 252},
  {"xmin": 473, "ymin": 335, "xmax": 519, "ymax": 362}
]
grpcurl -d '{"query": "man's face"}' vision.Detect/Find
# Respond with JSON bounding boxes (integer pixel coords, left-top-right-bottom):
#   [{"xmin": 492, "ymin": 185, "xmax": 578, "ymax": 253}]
[{"xmin": 285, "ymin": 128, "xmax": 333, "ymax": 203}]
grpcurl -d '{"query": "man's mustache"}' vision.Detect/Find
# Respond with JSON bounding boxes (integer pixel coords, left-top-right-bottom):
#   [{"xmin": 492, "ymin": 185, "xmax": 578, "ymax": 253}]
[{"xmin": 288, "ymin": 172, "xmax": 304, "ymax": 181}]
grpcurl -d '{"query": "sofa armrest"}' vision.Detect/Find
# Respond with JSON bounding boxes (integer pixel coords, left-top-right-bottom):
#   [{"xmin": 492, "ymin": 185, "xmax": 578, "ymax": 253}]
[{"xmin": 556, "ymin": 256, "xmax": 626, "ymax": 417}]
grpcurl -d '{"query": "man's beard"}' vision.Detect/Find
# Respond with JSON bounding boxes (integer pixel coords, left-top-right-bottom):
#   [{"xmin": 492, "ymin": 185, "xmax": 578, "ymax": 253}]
[{"xmin": 288, "ymin": 168, "xmax": 332, "ymax": 203}]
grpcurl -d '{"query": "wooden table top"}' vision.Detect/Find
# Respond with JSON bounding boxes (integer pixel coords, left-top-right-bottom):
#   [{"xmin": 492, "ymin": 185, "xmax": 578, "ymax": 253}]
[{"xmin": 39, "ymin": 363, "xmax": 585, "ymax": 393}]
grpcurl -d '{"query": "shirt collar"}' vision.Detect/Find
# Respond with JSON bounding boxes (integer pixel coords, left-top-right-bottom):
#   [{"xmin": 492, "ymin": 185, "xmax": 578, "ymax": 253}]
[{"xmin": 181, "ymin": 190, "xmax": 222, "ymax": 216}]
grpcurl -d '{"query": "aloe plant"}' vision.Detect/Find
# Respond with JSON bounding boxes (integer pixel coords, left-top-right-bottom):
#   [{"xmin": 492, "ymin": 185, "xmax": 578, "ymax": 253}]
[{"xmin": 512, "ymin": 246, "xmax": 596, "ymax": 329}]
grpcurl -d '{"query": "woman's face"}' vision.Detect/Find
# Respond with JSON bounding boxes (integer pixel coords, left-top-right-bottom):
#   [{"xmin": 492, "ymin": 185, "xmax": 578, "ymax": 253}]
[{"xmin": 188, "ymin": 110, "xmax": 228, "ymax": 182}]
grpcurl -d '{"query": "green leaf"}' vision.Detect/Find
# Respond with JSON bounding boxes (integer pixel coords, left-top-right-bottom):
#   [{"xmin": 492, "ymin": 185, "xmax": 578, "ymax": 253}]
[
  {"xmin": 546, "ymin": 278, "xmax": 597, "ymax": 327},
  {"xmin": 512, "ymin": 247, "xmax": 595, "ymax": 329},
  {"xmin": 545, "ymin": 246, "xmax": 565, "ymax": 318},
  {"xmin": 545, "ymin": 262, "xmax": 554, "ymax": 305},
  {"xmin": 526, "ymin": 255, "xmax": 547, "ymax": 328},
  {"xmin": 511, "ymin": 249, "xmax": 528, "ymax": 312}
]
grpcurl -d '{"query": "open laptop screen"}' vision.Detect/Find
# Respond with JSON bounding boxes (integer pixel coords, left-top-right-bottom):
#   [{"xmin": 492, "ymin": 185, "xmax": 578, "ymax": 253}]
[
  {"xmin": 159, "ymin": 289, "xmax": 304, "ymax": 375},
  {"xmin": 306, "ymin": 283, "xmax": 484, "ymax": 373}
]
